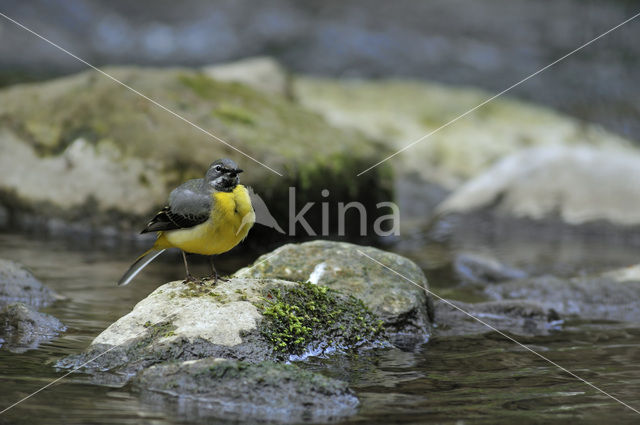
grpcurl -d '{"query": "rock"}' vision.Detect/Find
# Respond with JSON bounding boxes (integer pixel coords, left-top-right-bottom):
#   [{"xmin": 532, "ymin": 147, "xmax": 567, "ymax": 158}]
[
  {"xmin": 485, "ymin": 266, "xmax": 640, "ymax": 322},
  {"xmin": 0, "ymin": 259, "xmax": 66, "ymax": 352},
  {"xmin": 453, "ymin": 252, "xmax": 528, "ymax": 285},
  {"xmin": 236, "ymin": 240, "xmax": 433, "ymax": 346},
  {"xmin": 0, "ymin": 302, "xmax": 65, "ymax": 353},
  {"xmin": 600, "ymin": 264, "xmax": 640, "ymax": 282},
  {"xmin": 293, "ymin": 78, "xmax": 632, "ymax": 192},
  {"xmin": 58, "ymin": 276, "xmax": 387, "ymax": 385},
  {"xmin": 437, "ymin": 145, "xmax": 640, "ymax": 227},
  {"xmin": 0, "ymin": 66, "xmax": 391, "ymax": 234},
  {"xmin": 0, "ymin": 258, "xmax": 63, "ymax": 308},
  {"xmin": 134, "ymin": 358, "xmax": 358, "ymax": 423},
  {"xmin": 433, "ymin": 299, "xmax": 561, "ymax": 337},
  {"xmin": 202, "ymin": 56, "xmax": 289, "ymax": 96}
]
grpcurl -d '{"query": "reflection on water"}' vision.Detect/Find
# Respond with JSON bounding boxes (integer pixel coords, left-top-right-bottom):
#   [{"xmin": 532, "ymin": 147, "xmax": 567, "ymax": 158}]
[{"xmin": 1, "ymin": 231, "xmax": 640, "ymax": 424}]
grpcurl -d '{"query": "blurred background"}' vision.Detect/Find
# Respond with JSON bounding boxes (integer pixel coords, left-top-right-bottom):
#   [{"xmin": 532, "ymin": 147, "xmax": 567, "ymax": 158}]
[
  {"xmin": 2, "ymin": 0, "xmax": 639, "ymax": 139},
  {"xmin": 2, "ymin": 1, "xmax": 640, "ymax": 424}
]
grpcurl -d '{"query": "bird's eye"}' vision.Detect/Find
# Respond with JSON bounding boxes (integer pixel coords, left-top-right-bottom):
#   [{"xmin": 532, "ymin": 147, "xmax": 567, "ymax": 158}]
[{"xmin": 215, "ymin": 165, "xmax": 222, "ymax": 172}]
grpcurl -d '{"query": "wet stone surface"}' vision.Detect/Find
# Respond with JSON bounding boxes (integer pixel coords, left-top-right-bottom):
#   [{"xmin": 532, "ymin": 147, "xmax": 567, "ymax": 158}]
[{"xmin": 134, "ymin": 358, "xmax": 359, "ymax": 423}]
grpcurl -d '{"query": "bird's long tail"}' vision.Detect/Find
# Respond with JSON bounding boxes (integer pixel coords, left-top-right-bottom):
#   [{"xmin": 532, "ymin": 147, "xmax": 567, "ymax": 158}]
[{"xmin": 117, "ymin": 248, "xmax": 166, "ymax": 286}]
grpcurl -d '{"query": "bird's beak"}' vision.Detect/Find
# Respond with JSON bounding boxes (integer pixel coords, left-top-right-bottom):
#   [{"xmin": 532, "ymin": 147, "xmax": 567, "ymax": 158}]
[{"xmin": 235, "ymin": 169, "xmax": 244, "ymax": 174}]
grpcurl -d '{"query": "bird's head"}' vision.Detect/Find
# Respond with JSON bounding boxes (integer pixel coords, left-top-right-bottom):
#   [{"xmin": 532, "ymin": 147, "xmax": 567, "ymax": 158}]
[{"xmin": 205, "ymin": 158, "xmax": 243, "ymax": 192}]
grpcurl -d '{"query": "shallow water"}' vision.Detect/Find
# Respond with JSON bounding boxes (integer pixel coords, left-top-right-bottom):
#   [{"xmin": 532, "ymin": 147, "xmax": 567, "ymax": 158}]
[{"xmin": 1, "ymin": 231, "xmax": 640, "ymax": 424}]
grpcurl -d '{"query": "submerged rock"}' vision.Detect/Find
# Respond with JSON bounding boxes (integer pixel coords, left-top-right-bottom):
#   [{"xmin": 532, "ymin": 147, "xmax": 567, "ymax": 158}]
[
  {"xmin": 59, "ymin": 276, "xmax": 387, "ymax": 385},
  {"xmin": 237, "ymin": 240, "xmax": 434, "ymax": 346},
  {"xmin": 453, "ymin": 252, "xmax": 528, "ymax": 285},
  {"xmin": 485, "ymin": 265, "xmax": 640, "ymax": 323},
  {"xmin": 134, "ymin": 358, "xmax": 358, "ymax": 423},
  {"xmin": 0, "ymin": 259, "xmax": 65, "ymax": 352},
  {"xmin": 0, "ymin": 302, "xmax": 65, "ymax": 353},
  {"xmin": 0, "ymin": 258, "xmax": 63, "ymax": 308},
  {"xmin": 433, "ymin": 299, "xmax": 561, "ymax": 337},
  {"xmin": 437, "ymin": 145, "xmax": 640, "ymax": 227}
]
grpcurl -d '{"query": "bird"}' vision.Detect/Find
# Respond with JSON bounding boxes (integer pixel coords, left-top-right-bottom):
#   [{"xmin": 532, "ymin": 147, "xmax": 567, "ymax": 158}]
[{"xmin": 117, "ymin": 158, "xmax": 255, "ymax": 286}]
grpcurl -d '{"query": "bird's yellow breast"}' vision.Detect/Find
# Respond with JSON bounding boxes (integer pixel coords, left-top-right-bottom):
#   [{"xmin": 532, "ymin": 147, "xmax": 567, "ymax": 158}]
[{"xmin": 155, "ymin": 185, "xmax": 255, "ymax": 255}]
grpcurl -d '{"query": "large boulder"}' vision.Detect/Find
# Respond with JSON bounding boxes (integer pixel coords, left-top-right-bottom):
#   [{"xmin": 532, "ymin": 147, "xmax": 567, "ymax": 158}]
[
  {"xmin": 0, "ymin": 66, "xmax": 391, "ymax": 235},
  {"xmin": 59, "ymin": 276, "xmax": 388, "ymax": 385},
  {"xmin": 236, "ymin": 240, "xmax": 434, "ymax": 346},
  {"xmin": 134, "ymin": 358, "xmax": 358, "ymax": 423},
  {"xmin": 293, "ymin": 78, "xmax": 632, "ymax": 191},
  {"xmin": 436, "ymin": 145, "xmax": 640, "ymax": 227}
]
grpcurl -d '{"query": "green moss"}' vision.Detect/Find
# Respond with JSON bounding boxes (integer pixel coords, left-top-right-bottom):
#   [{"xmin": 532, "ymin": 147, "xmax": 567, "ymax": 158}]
[
  {"xmin": 138, "ymin": 173, "xmax": 150, "ymax": 187},
  {"xmin": 257, "ymin": 281, "xmax": 385, "ymax": 357},
  {"xmin": 213, "ymin": 103, "xmax": 255, "ymax": 125},
  {"xmin": 178, "ymin": 280, "xmax": 225, "ymax": 301},
  {"xmin": 204, "ymin": 360, "xmax": 341, "ymax": 390},
  {"xmin": 234, "ymin": 288, "xmax": 249, "ymax": 301},
  {"xmin": 206, "ymin": 360, "xmax": 252, "ymax": 379},
  {"xmin": 177, "ymin": 73, "xmax": 220, "ymax": 99},
  {"xmin": 134, "ymin": 320, "xmax": 177, "ymax": 350}
]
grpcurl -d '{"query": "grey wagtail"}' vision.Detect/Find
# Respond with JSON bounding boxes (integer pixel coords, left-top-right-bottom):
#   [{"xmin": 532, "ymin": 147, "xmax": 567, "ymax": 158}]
[{"xmin": 118, "ymin": 158, "xmax": 255, "ymax": 286}]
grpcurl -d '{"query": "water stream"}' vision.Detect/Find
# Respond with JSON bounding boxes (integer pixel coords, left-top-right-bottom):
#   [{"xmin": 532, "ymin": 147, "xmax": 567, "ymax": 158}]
[{"xmin": 1, "ymin": 231, "xmax": 639, "ymax": 424}]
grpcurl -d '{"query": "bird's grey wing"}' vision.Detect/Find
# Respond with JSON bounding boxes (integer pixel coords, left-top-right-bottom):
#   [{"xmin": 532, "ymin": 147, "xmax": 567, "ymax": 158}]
[{"xmin": 141, "ymin": 179, "xmax": 212, "ymax": 233}]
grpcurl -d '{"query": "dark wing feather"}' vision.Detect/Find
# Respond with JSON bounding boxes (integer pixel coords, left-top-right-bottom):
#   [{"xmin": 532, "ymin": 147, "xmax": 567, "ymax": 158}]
[
  {"xmin": 141, "ymin": 179, "xmax": 212, "ymax": 234},
  {"xmin": 140, "ymin": 206, "xmax": 209, "ymax": 233}
]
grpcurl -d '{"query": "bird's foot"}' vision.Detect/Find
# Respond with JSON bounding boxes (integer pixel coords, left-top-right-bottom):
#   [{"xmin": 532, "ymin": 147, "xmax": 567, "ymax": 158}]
[
  {"xmin": 204, "ymin": 274, "xmax": 230, "ymax": 285},
  {"xmin": 182, "ymin": 274, "xmax": 201, "ymax": 284}
]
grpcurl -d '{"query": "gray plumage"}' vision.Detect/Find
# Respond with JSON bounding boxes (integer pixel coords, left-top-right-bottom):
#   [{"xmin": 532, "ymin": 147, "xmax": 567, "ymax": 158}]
[
  {"xmin": 168, "ymin": 179, "xmax": 212, "ymax": 218},
  {"xmin": 119, "ymin": 158, "xmax": 247, "ymax": 287},
  {"xmin": 141, "ymin": 158, "xmax": 244, "ymax": 234}
]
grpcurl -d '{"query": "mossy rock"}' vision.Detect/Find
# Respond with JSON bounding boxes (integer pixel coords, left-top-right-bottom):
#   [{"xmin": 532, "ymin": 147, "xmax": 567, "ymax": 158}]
[
  {"xmin": 133, "ymin": 358, "xmax": 358, "ymax": 423},
  {"xmin": 258, "ymin": 281, "xmax": 386, "ymax": 359},
  {"xmin": 57, "ymin": 276, "xmax": 388, "ymax": 385},
  {"xmin": 293, "ymin": 77, "xmax": 633, "ymax": 190},
  {"xmin": 237, "ymin": 240, "xmax": 433, "ymax": 346},
  {"xmin": 0, "ymin": 67, "xmax": 392, "ymax": 233}
]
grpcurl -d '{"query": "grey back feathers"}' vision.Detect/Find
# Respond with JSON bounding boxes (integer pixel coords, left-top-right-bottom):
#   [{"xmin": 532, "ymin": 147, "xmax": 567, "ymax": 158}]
[
  {"xmin": 169, "ymin": 179, "xmax": 212, "ymax": 218},
  {"xmin": 141, "ymin": 178, "xmax": 212, "ymax": 233}
]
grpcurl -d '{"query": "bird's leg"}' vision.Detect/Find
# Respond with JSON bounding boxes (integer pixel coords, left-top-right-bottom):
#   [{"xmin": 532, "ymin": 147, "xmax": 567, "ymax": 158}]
[
  {"xmin": 207, "ymin": 256, "xmax": 229, "ymax": 284},
  {"xmin": 181, "ymin": 251, "xmax": 198, "ymax": 284}
]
